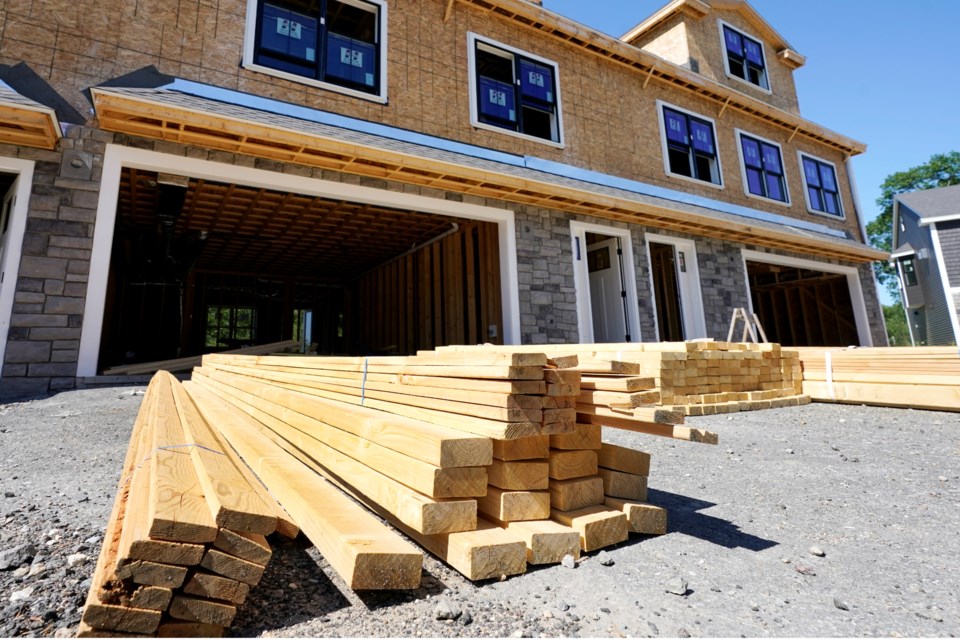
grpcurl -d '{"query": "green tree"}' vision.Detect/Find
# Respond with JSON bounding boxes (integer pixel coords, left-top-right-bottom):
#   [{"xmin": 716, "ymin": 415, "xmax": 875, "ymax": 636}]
[
  {"xmin": 882, "ymin": 303, "xmax": 911, "ymax": 347},
  {"xmin": 867, "ymin": 151, "xmax": 960, "ymax": 298}
]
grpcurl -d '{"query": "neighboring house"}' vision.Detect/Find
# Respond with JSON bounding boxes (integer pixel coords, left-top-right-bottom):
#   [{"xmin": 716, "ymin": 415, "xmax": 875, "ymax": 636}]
[
  {"xmin": 891, "ymin": 184, "xmax": 960, "ymax": 346},
  {"xmin": 0, "ymin": 0, "xmax": 887, "ymax": 398}
]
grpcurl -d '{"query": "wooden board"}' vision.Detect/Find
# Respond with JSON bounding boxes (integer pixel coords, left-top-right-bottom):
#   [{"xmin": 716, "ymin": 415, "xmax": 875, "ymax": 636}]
[
  {"xmin": 579, "ymin": 389, "xmax": 661, "ymax": 407},
  {"xmin": 114, "ymin": 560, "xmax": 188, "ymax": 588},
  {"xmin": 492, "ymin": 435, "xmax": 550, "ymax": 461},
  {"xmin": 504, "ymin": 519, "xmax": 582, "ymax": 564},
  {"xmin": 577, "ymin": 412, "xmax": 718, "ymax": 444},
  {"xmin": 598, "ymin": 468, "xmax": 648, "ymax": 501},
  {"xmin": 486, "ymin": 459, "xmax": 549, "ymax": 491},
  {"xmin": 213, "ymin": 530, "xmax": 272, "ymax": 567},
  {"xmin": 801, "ymin": 380, "xmax": 960, "ymax": 412},
  {"xmin": 102, "ymin": 339, "xmax": 300, "ymax": 376},
  {"xmin": 604, "ymin": 497, "xmax": 667, "ymax": 535},
  {"xmin": 200, "ymin": 549, "xmax": 265, "ymax": 586},
  {"xmin": 549, "ymin": 476, "xmax": 604, "ymax": 512},
  {"xmin": 183, "ymin": 572, "xmax": 251, "ymax": 605},
  {"xmin": 597, "ymin": 443, "xmax": 651, "ymax": 477},
  {"xmin": 168, "ymin": 595, "xmax": 236, "ymax": 627},
  {"xmin": 477, "ymin": 487, "xmax": 551, "ymax": 522},
  {"xmin": 550, "ymin": 505, "xmax": 629, "ymax": 552},
  {"xmin": 402, "ymin": 519, "xmax": 527, "ymax": 581},
  {"xmin": 548, "ymin": 449, "xmax": 598, "ymax": 481},
  {"xmin": 579, "ymin": 376, "xmax": 657, "ymax": 392},
  {"xmin": 550, "ymin": 423, "xmax": 602, "ymax": 450}
]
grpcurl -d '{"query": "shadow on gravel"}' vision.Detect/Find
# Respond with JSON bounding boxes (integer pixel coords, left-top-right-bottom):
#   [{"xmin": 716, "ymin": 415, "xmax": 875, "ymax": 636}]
[
  {"xmin": 648, "ymin": 488, "xmax": 778, "ymax": 551},
  {"xmin": 229, "ymin": 538, "xmax": 352, "ymax": 636},
  {"xmin": 353, "ymin": 566, "xmax": 448, "ymax": 610}
]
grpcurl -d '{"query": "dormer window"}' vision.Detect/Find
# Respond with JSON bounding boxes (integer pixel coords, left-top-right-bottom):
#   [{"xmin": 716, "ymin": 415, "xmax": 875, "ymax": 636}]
[{"xmin": 722, "ymin": 23, "xmax": 768, "ymax": 90}]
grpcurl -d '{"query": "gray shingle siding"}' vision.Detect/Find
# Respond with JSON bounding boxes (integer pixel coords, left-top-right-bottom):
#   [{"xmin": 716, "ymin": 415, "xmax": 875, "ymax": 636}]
[{"xmin": 936, "ymin": 219, "xmax": 960, "ymax": 287}]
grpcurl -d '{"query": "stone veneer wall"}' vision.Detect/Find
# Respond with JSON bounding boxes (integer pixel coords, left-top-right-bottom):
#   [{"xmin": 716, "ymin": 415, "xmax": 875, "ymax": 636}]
[{"xmin": 0, "ymin": 128, "xmax": 888, "ymax": 399}]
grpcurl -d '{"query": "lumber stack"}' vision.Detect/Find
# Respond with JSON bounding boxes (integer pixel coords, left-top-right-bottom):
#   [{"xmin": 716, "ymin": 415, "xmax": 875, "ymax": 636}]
[
  {"xmin": 436, "ymin": 341, "xmax": 809, "ymax": 417},
  {"xmin": 794, "ymin": 346, "xmax": 960, "ymax": 412},
  {"xmin": 101, "ymin": 340, "xmax": 302, "ymax": 376},
  {"xmin": 79, "ymin": 371, "xmax": 296, "ymax": 638}
]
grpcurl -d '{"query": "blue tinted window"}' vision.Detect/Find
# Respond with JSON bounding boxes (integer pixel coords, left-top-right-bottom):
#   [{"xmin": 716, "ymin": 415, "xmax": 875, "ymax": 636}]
[
  {"xmin": 723, "ymin": 24, "xmax": 767, "ymax": 90},
  {"xmin": 739, "ymin": 134, "xmax": 785, "ymax": 202},
  {"xmin": 662, "ymin": 106, "xmax": 719, "ymax": 185},
  {"xmin": 478, "ymin": 77, "xmax": 516, "ymax": 124},
  {"xmin": 519, "ymin": 58, "xmax": 554, "ymax": 104},
  {"xmin": 664, "ymin": 109, "xmax": 689, "ymax": 145},
  {"xmin": 802, "ymin": 156, "xmax": 843, "ymax": 216}
]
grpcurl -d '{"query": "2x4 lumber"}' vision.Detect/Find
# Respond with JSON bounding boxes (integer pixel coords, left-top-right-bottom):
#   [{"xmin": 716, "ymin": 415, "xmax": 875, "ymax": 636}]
[
  {"xmin": 114, "ymin": 560, "xmax": 188, "ymax": 588},
  {"xmin": 477, "ymin": 487, "xmax": 551, "ymax": 522},
  {"xmin": 574, "ymin": 359, "xmax": 643, "ymax": 375},
  {"xmin": 597, "ymin": 443, "xmax": 651, "ymax": 477},
  {"xmin": 486, "ymin": 459, "xmax": 549, "ymax": 491},
  {"xmin": 200, "ymin": 549, "xmax": 264, "ymax": 586},
  {"xmin": 168, "ymin": 595, "xmax": 236, "ymax": 627},
  {"xmin": 102, "ymin": 339, "xmax": 300, "ymax": 375},
  {"xmin": 164, "ymin": 372, "xmax": 277, "ymax": 536},
  {"xmin": 577, "ymin": 412, "xmax": 718, "ymax": 444},
  {"xmin": 548, "ymin": 449, "xmax": 598, "ymax": 481},
  {"xmin": 397, "ymin": 373, "xmax": 545, "ymax": 395},
  {"xmin": 492, "ymin": 435, "xmax": 550, "ymax": 461},
  {"xmin": 604, "ymin": 498, "xmax": 667, "ymax": 535},
  {"xmin": 549, "ymin": 476, "xmax": 604, "ymax": 512},
  {"xmin": 205, "ymin": 362, "xmax": 543, "ymax": 423},
  {"xmin": 147, "ymin": 373, "xmax": 218, "ymax": 543},
  {"xmin": 579, "ymin": 376, "xmax": 657, "ymax": 392},
  {"xmin": 800, "ymin": 380, "xmax": 960, "ymax": 412},
  {"xmin": 203, "ymin": 353, "xmax": 545, "ymax": 380},
  {"xmin": 188, "ymin": 381, "xmax": 476, "ymax": 536},
  {"xmin": 577, "ymin": 403, "xmax": 684, "ymax": 425},
  {"xmin": 213, "ymin": 530, "xmax": 271, "ymax": 567},
  {"xmin": 127, "ymin": 586, "xmax": 172, "ymax": 612},
  {"xmin": 412, "ymin": 351, "xmax": 550, "ymax": 366},
  {"xmin": 550, "ymin": 423, "xmax": 602, "ymax": 450},
  {"xmin": 196, "ymin": 371, "xmax": 486, "ymax": 498},
  {"xmin": 579, "ymin": 389, "xmax": 660, "ymax": 407},
  {"xmin": 550, "ymin": 506, "xmax": 629, "ymax": 552},
  {"xmin": 192, "ymin": 368, "xmax": 491, "ymax": 468},
  {"xmin": 598, "ymin": 468, "xmax": 648, "ymax": 501},
  {"xmin": 200, "ymin": 365, "xmax": 541, "ymax": 442},
  {"xmin": 504, "ymin": 519, "xmax": 582, "ymax": 564},
  {"xmin": 183, "ymin": 572, "xmax": 250, "ymax": 605},
  {"xmin": 126, "ymin": 540, "xmax": 205, "ymax": 566}
]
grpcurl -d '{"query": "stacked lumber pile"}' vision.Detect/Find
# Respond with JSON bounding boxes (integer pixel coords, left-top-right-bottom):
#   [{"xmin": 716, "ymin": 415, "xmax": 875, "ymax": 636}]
[
  {"xmin": 101, "ymin": 340, "xmax": 302, "ymax": 376},
  {"xmin": 79, "ymin": 371, "xmax": 299, "ymax": 637},
  {"xmin": 794, "ymin": 346, "xmax": 960, "ymax": 412},
  {"xmin": 437, "ymin": 341, "xmax": 808, "ymax": 416}
]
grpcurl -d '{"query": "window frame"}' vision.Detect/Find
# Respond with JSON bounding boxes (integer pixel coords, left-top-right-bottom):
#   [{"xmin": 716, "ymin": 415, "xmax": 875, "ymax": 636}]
[
  {"xmin": 205, "ymin": 305, "xmax": 258, "ymax": 348},
  {"xmin": 242, "ymin": 0, "xmax": 389, "ymax": 104},
  {"xmin": 900, "ymin": 256, "xmax": 919, "ymax": 287},
  {"xmin": 467, "ymin": 32, "xmax": 565, "ymax": 149},
  {"xmin": 797, "ymin": 151, "xmax": 846, "ymax": 220},
  {"xmin": 734, "ymin": 129, "xmax": 790, "ymax": 207},
  {"xmin": 656, "ymin": 100, "xmax": 724, "ymax": 190},
  {"xmin": 718, "ymin": 20, "xmax": 771, "ymax": 94}
]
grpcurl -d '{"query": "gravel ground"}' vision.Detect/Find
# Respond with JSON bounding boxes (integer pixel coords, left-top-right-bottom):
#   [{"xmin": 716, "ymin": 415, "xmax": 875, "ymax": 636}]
[{"xmin": 1, "ymin": 385, "xmax": 958, "ymax": 637}]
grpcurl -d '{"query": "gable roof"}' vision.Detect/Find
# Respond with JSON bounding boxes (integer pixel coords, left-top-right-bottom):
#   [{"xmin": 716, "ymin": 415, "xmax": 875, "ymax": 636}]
[
  {"xmin": 620, "ymin": 0, "xmax": 806, "ymax": 69},
  {"xmin": 895, "ymin": 184, "xmax": 960, "ymax": 221}
]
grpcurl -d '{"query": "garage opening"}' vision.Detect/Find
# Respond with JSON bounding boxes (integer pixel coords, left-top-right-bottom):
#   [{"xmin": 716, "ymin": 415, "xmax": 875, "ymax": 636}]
[
  {"xmin": 97, "ymin": 168, "xmax": 503, "ymax": 372},
  {"xmin": 746, "ymin": 260, "xmax": 859, "ymax": 346}
]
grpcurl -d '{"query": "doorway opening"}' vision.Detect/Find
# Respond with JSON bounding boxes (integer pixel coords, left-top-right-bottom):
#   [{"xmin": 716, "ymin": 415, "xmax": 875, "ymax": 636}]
[{"xmin": 645, "ymin": 233, "xmax": 706, "ymax": 341}]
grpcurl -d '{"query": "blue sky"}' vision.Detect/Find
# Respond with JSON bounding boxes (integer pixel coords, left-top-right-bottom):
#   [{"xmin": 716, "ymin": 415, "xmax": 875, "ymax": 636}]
[{"xmin": 545, "ymin": 0, "xmax": 958, "ymax": 234}]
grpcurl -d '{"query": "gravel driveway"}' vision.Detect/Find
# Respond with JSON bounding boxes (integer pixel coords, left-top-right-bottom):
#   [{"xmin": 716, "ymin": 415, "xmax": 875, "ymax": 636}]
[{"xmin": 1, "ymin": 385, "xmax": 958, "ymax": 637}]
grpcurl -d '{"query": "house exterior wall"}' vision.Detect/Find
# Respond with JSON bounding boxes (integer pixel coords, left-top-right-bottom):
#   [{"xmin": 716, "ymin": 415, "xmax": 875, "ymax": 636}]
[{"xmin": 936, "ymin": 219, "xmax": 960, "ymax": 287}]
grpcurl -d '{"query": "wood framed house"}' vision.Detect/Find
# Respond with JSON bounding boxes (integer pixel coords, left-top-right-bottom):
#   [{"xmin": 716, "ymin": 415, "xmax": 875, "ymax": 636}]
[
  {"xmin": 0, "ymin": 0, "xmax": 887, "ymax": 398},
  {"xmin": 891, "ymin": 184, "xmax": 960, "ymax": 346}
]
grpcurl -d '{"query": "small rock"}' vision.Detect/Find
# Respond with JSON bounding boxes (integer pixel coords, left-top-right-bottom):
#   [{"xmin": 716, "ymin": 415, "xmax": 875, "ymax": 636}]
[
  {"xmin": 27, "ymin": 563, "xmax": 45, "ymax": 578},
  {"xmin": 54, "ymin": 628, "xmax": 74, "ymax": 638},
  {"xmin": 786, "ymin": 448, "xmax": 794, "ymax": 455},
  {"xmin": 561, "ymin": 554, "xmax": 576, "ymax": 569},
  {"xmin": 3, "ymin": 492, "xmax": 13, "ymax": 498},
  {"xmin": 84, "ymin": 535, "xmax": 101, "ymax": 547},
  {"xmin": 0, "ymin": 544, "xmax": 36, "ymax": 570},
  {"xmin": 288, "ymin": 582, "xmax": 298, "ymax": 589},
  {"xmin": 678, "ymin": 628, "xmax": 691, "ymax": 638},
  {"xmin": 557, "ymin": 600, "xmax": 570, "ymax": 612},
  {"xmin": 781, "ymin": 557, "xmax": 792, "ymax": 564},
  {"xmin": 510, "ymin": 629, "xmax": 524, "ymax": 638},
  {"xmin": 600, "ymin": 607, "xmax": 611, "ymax": 614},
  {"xmin": 809, "ymin": 546, "xmax": 826, "ymax": 557},
  {"xmin": 10, "ymin": 587, "xmax": 33, "ymax": 602},
  {"xmin": 794, "ymin": 563, "xmax": 817, "ymax": 576},
  {"xmin": 597, "ymin": 550, "xmax": 615, "ymax": 566},
  {"xmin": 665, "ymin": 576, "xmax": 689, "ymax": 596},
  {"xmin": 833, "ymin": 598, "xmax": 850, "ymax": 611},
  {"xmin": 542, "ymin": 610, "xmax": 554, "ymax": 619},
  {"xmin": 434, "ymin": 599, "xmax": 462, "ymax": 621},
  {"xmin": 648, "ymin": 622, "xmax": 660, "ymax": 635},
  {"xmin": 66, "ymin": 553, "xmax": 89, "ymax": 568},
  {"xmin": 13, "ymin": 567, "xmax": 29, "ymax": 578},
  {"xmin": 459, "ymin": 611, "xmax": 473, "ymax": 626}
]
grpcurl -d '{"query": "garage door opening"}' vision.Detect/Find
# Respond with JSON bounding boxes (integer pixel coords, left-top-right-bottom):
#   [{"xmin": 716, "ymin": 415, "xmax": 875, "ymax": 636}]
[
  {"xmin": 746, "ymin": 260, "xmax": 859, "ymax": 346},
  {"xmin": 97, "ymin": 167, "xmax": 503, "ymax": 372}
]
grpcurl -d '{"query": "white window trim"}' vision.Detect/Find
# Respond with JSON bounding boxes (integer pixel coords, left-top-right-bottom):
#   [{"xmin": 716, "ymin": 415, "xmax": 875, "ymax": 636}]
[
  {"xmin": 241, "ymin": 0, "xmax": 389, "ymax": 105},
  {"xmin": 796, "ymin": 150, "xmax": 847, "ymax": 221},
  {"xmin": 78, "ymin": 145, "xmax": 523, "ymax": 377},
  {"xmin": 717, "ymin": 19, "xmax": 772, "ymax": 95},
  {"xmin": 740, "ymin": 249, "xmax": 873, "ymax": 346},
  {"xmin": 467, "ymin": 32, "xmax": 565, "ymax": 149},
  {"xmin": 0, "ymin": 158, "xmax": 37, "ymax": 381},
  {"xmin": 733, "ymin": 128, "xmax": 791, "ymax": 208},
  {"xmin": 644, "ymin": 232, "xmax": 708, "ymax": 340},
  {"xmin": 569, "ymin": 221, "xmax": 642, "ymax": 344},
  {"xmin": 656, "ymin": 99, "xmax": 724, "ymax": 190}
]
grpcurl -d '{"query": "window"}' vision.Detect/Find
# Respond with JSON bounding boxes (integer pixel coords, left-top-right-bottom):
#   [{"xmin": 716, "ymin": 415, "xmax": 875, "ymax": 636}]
[
  {"xmin": 249, "ymin": 0, "xmax": 385, "ymax": 99},
  {"xmin": 206, "ymin": 306, "xmax": 257, "ymax": 348},
  {"xmin": 722, "ymin": 23, "xmax": 768, "ymax": 90},
  {"xmin": 469, "ymin": 34, "xmax": 562, "ymax": 145},
  {"xmin": 901, "ymin": 257, "xmax": 918, "ymax": 287},
  {"xmin": 800, "ymin": 154, "xmax": 844, "ymax": 217},
  {"xmin": 737, "ymin": 131, "xmax": 788, "ymax": 204},
  {"xmin": 659, "ymin": 103, "xmax": 721, "ymax": 186}
]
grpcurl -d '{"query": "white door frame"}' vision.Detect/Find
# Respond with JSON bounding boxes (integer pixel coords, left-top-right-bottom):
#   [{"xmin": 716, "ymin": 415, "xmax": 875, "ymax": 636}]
[
  {"xmin": 0, "ymin": 158, "xmax": 37, "ymax": 381},
  {"xmin": 78, "ymin": 144, "xmax": 523, "ymax": 376},
  {"xmin": 740, "ymin": 249, "xmax": 874, "ymax": 347},
  {"xmin": 645, "ymin": 232, "xmax": 707, "ymax": 340},
  {"xmin": 569, "ymin": 221, "xmax": 642, "ymax": 344}
]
